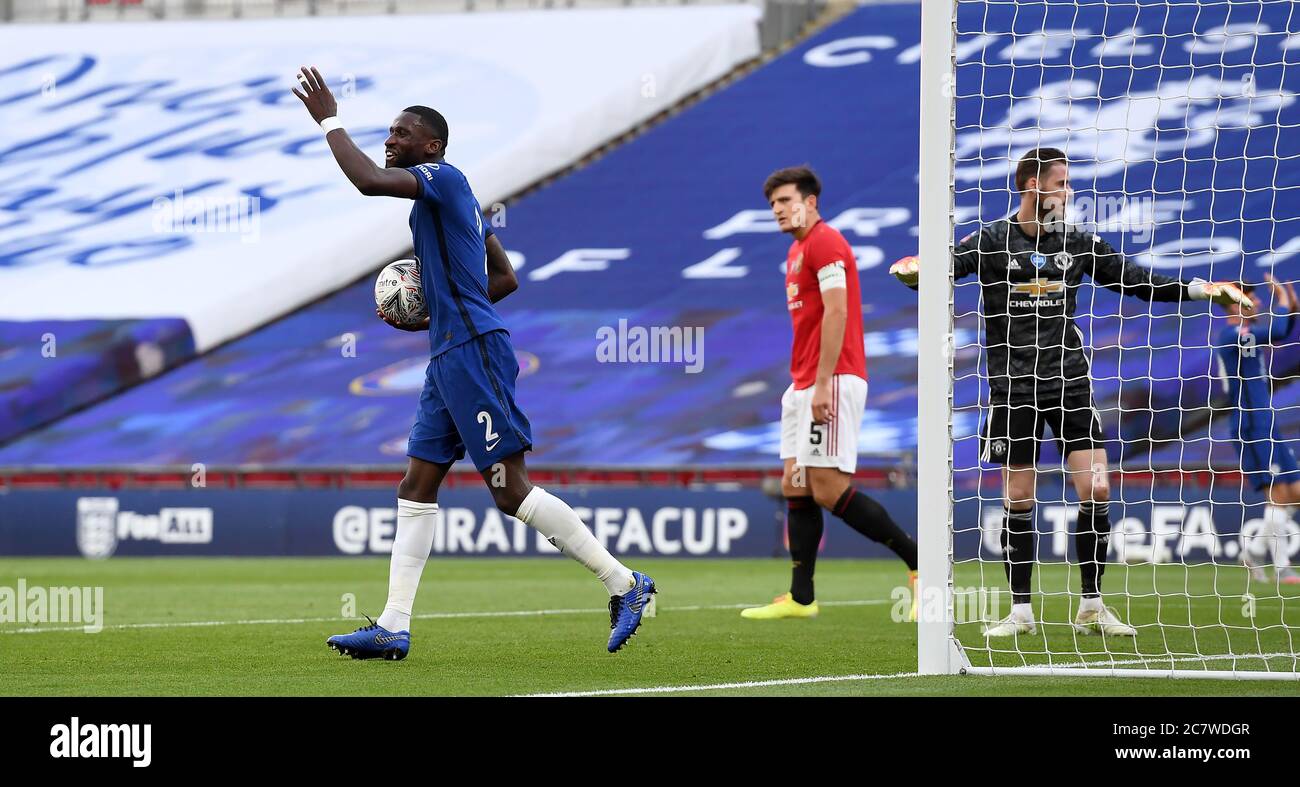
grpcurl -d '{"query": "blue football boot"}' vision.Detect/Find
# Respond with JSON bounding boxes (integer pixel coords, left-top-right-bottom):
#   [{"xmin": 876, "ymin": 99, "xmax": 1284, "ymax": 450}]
[
  {"xmin": 326, "ymin": 616, "xmax": 410, "ymax": 661},
  {"xmin": 607, "ymin": 571, "xmax": 657, "ymax": 653}
]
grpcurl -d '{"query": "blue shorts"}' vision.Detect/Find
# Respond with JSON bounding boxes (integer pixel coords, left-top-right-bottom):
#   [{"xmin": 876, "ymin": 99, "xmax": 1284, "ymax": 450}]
[
  {"xmin": 1238, "ymin": 435, "xmax": 1300, "ymax": 492},
  {"xmin": 407, "ymin": 330, "xmax": 533, "ymax": 472}
]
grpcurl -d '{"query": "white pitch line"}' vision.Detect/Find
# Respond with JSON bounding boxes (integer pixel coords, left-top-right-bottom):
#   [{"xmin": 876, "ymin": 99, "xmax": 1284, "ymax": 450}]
[
  {"xmin": 515, "ymin": 671, "xmax": 923, "ymax": 697},
  {"xmin": 517, "ymin": 651, "xmax": 1300, "ymax": 697},
  {"xmin": 0, "ymin": 598, "xmax": 893, "ymax": 635}
]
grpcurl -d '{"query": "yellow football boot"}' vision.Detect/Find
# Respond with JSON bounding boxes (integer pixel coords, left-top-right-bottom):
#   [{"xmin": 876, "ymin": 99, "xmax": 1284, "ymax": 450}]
[{"xmin": 740, "ymin": 593, "xmax": 819, "ymax": 620}]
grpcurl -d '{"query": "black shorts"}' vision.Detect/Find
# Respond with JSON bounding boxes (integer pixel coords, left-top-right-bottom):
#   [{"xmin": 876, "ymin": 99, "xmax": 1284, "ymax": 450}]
[{"xmin": 979, "ymin": 395, "xmax": 1105, "ymax": 466}]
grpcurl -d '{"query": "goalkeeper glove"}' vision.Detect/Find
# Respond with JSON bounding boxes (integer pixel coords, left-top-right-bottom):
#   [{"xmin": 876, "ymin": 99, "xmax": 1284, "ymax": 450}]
[
  {"xmin": 890, "ymin": 255, "xmax": 920, "ymax": 287},
  {"xmin": 1190, "ymin": 279, "xmax": 1253, "ymax": 312}
]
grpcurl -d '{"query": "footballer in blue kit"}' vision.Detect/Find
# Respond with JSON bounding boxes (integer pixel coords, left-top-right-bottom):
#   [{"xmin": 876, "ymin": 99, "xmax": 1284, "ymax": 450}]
[
  {"xmin": 293, "ymin": 66, "xmax": 655, "ymax": 659},
  {"xmin": 401, "ymin": 158, "xmax": 534, "ymax": 472},
  {"xmin": 1215, "ymin": 273, "xmax": 1300, "ymax": 584}
]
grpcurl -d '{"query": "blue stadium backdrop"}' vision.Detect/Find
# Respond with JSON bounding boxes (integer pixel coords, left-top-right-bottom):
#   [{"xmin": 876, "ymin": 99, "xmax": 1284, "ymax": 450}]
[{"xmin": 1, "ymin": 3, "xmax": 1299, "ymax": 560}]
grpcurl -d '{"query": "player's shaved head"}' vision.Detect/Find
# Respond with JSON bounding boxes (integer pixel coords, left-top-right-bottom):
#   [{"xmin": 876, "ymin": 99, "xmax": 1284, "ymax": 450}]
[
  {"xmin": 1016, "ymin": 147, "xmax": 1068, "ymax": 192},
  {"xmin": 403, "ymin": 105, "xmax": 449, "ymax": 151},
  {"xmin": 764, "ymin": 166, "xmax": 821, "ymax": 201},
  {"xmin": 384, "ymin": 107, "xmax": 451, "ymax": 168}
]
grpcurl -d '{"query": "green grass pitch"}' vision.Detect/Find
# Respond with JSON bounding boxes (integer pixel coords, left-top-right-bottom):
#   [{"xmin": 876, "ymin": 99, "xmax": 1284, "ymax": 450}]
[{"xmin": 2, "ymin": 557, "xmax": 1299, "ymax": 696}]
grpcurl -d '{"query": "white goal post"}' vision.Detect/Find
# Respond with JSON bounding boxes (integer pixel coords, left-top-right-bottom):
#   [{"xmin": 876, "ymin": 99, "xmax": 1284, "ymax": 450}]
[
  {"xmin": 916, "ymin": 0, "xmax": 1300, "ymax": 680},
  {"xmin": 916, "ymin": 0, "xmax": 962, "ymax": 676}
]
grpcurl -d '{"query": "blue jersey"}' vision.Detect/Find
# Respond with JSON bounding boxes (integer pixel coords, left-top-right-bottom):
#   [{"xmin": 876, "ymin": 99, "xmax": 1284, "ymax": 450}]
[
  {"xmin": 406, "ymin": 161, "xmax": 506, "ymax": 357},
  {"xmin": 1215, "ymin": 311, "xmax": 1297, "ymax": 438}
]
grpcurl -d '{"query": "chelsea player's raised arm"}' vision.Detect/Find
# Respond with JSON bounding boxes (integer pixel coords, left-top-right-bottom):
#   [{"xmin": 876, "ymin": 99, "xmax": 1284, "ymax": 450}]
[{"xmin": 292, "ymin": 66, "xmax": 421, "ymax": 199}]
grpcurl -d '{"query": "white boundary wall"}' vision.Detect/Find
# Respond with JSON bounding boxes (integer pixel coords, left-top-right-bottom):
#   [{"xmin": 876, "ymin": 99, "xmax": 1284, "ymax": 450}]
[{"xmin": 0, "ymin": 6, "xmax": 760, "ymax": 349}]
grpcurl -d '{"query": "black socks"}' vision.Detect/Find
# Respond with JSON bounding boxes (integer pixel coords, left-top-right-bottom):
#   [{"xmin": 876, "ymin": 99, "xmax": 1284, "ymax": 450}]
[
  {"xmin": 1002, "ymin": 506, "xmax": 1035, "ymax": 606},
  {"xmin": 1076, "ymin": 501, "xmax": 1111, "ymax": 598},
  {"xmin": 786, "ymin": 497, "xmax": 824, "ymax": 605},
  {"xmin": 832, "ymin": 487, "xmax": 918, "ymax": 571}
]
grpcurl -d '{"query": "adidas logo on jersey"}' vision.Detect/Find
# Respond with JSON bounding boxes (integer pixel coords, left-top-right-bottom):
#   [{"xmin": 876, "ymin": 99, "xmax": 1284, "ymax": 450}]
[{"xmin": 1007, "ymin": 259, "xmax": 1021, "ymax": 270}]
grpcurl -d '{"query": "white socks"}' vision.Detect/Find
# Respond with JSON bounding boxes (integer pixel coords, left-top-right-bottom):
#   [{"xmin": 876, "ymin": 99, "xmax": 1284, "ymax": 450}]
[
  {"xmin": 1265, "ymin": 505, "xmax": 1293, "ymax": 569},
  {"xmin": 1010, "ymin": 602, "xmax": 1035, "ymax": 621},
  {"xmin": 377, "ymin": 499, "xmax": 438, "ymax": 633},
  {"xmin": 374, "ymin": 489, "xmax": 633, "ymax": 632},
  {"xmin": 516, "ymin": 486, "xmax": 635, "ymax": 595},
  {"xmin": 1078, "ymin": 596, "xmax": 1103, "ymax": 613}
]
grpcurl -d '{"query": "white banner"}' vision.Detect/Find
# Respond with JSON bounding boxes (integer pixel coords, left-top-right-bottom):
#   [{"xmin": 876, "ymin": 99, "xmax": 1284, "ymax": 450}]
[{"xmin": 0, "ymin": 7, "xmax": 760, "ymax": 349}]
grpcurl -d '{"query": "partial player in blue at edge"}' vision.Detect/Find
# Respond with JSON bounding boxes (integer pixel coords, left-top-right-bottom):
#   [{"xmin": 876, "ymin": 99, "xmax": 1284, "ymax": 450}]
[
  {"xmin": 1215, "ymin": 273, "xmax": 1300, "ymax": 585},
  {"xmin": 292, "ymin": 66, "xmax": 655, "ymax": 658}
]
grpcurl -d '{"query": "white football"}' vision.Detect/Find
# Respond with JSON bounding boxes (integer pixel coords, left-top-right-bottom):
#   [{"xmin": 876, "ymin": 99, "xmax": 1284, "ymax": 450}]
[{"xmin": 374, "ymin": 259, "xmax": 427, "ymax": 325}]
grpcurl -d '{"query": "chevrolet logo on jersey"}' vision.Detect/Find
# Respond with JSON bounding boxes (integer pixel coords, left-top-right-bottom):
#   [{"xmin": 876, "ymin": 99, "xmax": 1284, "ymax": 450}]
[
  {"xmin": 1009, "ymin": 277, "xmax": 1066, "ymax": 309},
  {"xmin": 1011, "ymin": 278, "xmax": 1065, "ymax": 297}
]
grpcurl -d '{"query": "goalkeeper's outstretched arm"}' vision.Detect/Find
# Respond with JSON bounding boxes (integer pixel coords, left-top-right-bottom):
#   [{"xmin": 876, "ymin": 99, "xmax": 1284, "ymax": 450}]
[
  {"xmin": 1089, "ymin": 234, "xmax": 1252, "ymax": 312},
  {"xmin": 888, "ymin": 229, "xmax": 983, "ymax": 289}
]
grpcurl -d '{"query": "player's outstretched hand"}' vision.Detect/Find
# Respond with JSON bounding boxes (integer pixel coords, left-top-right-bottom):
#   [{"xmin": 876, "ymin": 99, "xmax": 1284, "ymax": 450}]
[
  {"xmin": 291, "ymin": 66, "xmax": 338, "ymax": 124},
  {"xmin": 1266, "ymin": 273, "xmax": 1296, "ymax": 312},
  {"xmin": 376, "ymin": 307, "xmax": 430, "ymax": 332},
  {"xmin": 1202, "ymin": 282, "xmax": 1253, "ymax": 313},
  {"xmin": 889, "ymin": 255, "xmax": 920, "ymax": 287}
]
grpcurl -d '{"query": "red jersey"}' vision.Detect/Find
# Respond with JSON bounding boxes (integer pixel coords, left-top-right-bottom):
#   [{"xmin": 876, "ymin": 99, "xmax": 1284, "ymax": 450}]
[{"xmin": 784, "ymin": 220, "xmax": 867, "ymax": 389}]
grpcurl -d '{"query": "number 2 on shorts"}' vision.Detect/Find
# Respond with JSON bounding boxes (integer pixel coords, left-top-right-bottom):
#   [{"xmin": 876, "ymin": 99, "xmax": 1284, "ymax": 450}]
[{"xmin": 478, "ymin": 410, "xmax": 501, "ymax": 450}]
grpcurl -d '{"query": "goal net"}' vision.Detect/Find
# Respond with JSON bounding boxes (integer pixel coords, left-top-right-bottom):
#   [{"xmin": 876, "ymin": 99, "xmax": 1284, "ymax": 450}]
[{"xmin": 917, "ymin": 0, "xmax": 1300, "ymax": 679}]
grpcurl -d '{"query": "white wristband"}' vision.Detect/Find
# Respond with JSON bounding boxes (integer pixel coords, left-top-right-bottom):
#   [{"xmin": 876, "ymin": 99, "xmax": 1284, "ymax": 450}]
[
  {"xmin": 320, "ymin": 116, "xmax": 343, "ymax": 134},
  {"xmin": 1188, "ymin": 278, "xmax": 1209, "ymax": 300}
]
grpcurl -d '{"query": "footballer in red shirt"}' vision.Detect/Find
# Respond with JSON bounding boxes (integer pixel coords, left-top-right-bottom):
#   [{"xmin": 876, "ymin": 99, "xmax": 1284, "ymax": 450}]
[{"xmin": 741, "ymin": 166, "xmax": 919, "ymax": 622}]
